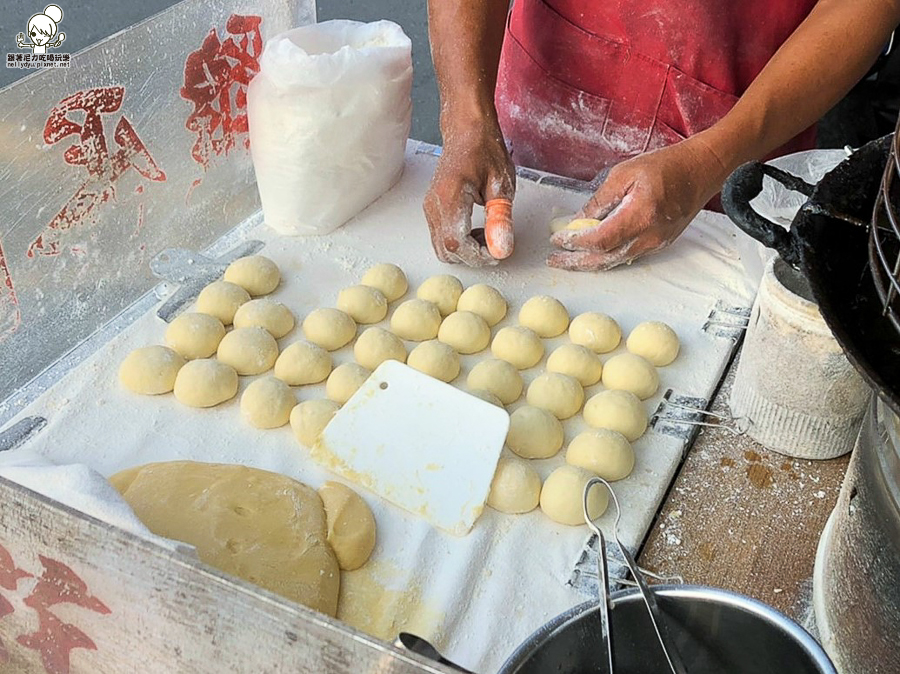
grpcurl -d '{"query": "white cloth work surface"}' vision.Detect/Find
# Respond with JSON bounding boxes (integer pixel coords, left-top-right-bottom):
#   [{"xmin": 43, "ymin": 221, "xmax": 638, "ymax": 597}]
[{"xmin": 4, "ymin": 144, "xmax": 758, "ymax": 672}]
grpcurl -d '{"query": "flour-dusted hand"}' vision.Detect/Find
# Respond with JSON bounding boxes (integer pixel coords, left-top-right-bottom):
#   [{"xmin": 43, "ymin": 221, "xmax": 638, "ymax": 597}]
[
  {"xmin": 548, "ymin": 137, "xmax": 728, "ymax": 271},
  {"xmin": 424, "ymin": 118, "xmax": 516, "ymax": 266}
]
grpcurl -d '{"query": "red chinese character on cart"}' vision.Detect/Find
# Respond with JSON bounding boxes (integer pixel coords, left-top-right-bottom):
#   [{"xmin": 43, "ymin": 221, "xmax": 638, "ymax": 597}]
[
  {"xmin": 0, "ymin": 240, "xmax": 20, "ymax": 345},
  {"xmin": 28, "ymin": 86, "xmax": 167, "ymax": 258},
  {"xmin": 0, "ymin": 543, "xmax": 32, "ymax": 663},
  {"xmin": 16, "ymin": 555, "xmax": 110, "ymax": 674},
  {"xmin": 181, "ymin": 14, "xmax": 263, "ymax": 181}
]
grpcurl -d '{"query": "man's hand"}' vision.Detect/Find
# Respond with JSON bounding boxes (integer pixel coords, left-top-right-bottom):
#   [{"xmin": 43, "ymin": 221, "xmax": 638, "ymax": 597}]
[
  {"xmin": 548, "ymin": 137, "xmax": 728, "ymax": 271},
  {"xmin": 424, "ymin": 116, "xmax": 516, "ymax": 266}
]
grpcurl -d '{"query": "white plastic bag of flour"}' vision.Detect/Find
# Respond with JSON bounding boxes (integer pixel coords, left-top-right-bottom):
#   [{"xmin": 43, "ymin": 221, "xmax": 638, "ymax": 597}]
[{"xmin": 248, "ymin": 20, "xmax": 412, "ymax": 235}]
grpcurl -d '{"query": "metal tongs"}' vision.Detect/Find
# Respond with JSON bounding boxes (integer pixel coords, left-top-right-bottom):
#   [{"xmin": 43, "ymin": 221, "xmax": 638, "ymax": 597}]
[{"xmin": 583, "ymin": 477, "xmax": 688, "ymax": 674}]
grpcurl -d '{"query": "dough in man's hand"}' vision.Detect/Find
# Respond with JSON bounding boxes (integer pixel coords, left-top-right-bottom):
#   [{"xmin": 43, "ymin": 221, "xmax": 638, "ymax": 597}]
[{"xmin": 110, "ymin": 461, "xmax": 340, "ymax": 616}]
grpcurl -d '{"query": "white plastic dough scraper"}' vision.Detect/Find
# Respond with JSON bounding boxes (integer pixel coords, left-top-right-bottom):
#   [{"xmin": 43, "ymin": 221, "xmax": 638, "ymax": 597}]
[{"xmin": 312, "ymin": 361, "xmax": 510, "ymax": 536}]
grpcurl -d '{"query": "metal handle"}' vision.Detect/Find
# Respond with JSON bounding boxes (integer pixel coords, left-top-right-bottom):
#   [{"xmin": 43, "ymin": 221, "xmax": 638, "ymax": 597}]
[
  {"xmin": 721, "ymin": 161, "xmax": 816, "ymax": 269},
  {"xmin": 395, "ymin": 633, "xmax": 475, "ymax": 673}
]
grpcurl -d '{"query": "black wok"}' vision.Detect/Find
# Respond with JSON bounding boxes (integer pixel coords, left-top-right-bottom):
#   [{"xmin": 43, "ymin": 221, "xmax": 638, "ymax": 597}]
[{"xmin": 721, "ymin": 135, "xmax": 899, "ymax": 412}]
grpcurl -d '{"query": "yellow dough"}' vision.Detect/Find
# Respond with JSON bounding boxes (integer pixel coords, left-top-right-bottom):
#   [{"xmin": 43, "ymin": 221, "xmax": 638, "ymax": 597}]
[
  {"xmin": 233, "ymin": 299, "xmax": 295, "ymax": 339},
  {"xmin": 217, "ymin": 327, "xmax": 279, "ymax": 375},
  {"xmin": 518, "ymin": 295, "xmax": 569, "ymax": 338},
  {"xmin": 290, "ymin": 399, "xmax": 340, "ymax": 447},
  {"xmin": 546, "ymin": 343, "xmax": 603, "ymax": 386},
  {"xmin": 487, "ymin": 458, "xmax": 542, "ymax": 514},
  {"xmin": 302, "ymin": 308, "xmax": 357, "ymax": 351},
  {"xmin": 274, "ymin": 341, "xmax": 332, "ymax": 386},
  {"xmin": 354, "ymin": 327, "xmax": 407, "ymax": 370},
  {"xmin": 337, "ymin": 285, "xmax": 388, "ymax": 325},
  {"xmin": 526, "ymin": 372, "xmax": 585, "ymax": 420},
  {"xmin": 318, "ymin": 481, "xmax": 377, "ymax": 571},
  {"xmin": 326, "ymin": 363, "xmax": 371, "ymax": 404},
  {"xmin": 626, "ymin": 321, "xmax": 680, "ymax": 366},
  {"xmin": 467, "ymin": 359, "xmax": 523, "ymax": 405},
  {"xmin": 119, "ymin": 346, "xmax": 185, "ymax": 395},
  {"xmin": 568, "ymin": 312, "xmax": 621, "ymax": 353},
  {"xmin": 540, "ymin": 465, "xmax": 609, "ymax": 526},
  {"xmin": 173, "ymin": 359, "xmax": 238, "ymax": 408},
  {"xmin": 456, "ymin": 284, "xmax": 508, "ymax": 327},
  {"xmin": 165, "ymin": 313, "xmax": 226, "ymax": 360},
  {"xmin": 407, "ymin": 340, "xmax": 460, "ymax": 383},
  {"xmin": 110, "ymin": 461, "xmax": 340, "ymax": 616},
  {"xmin": 565, "ymin": 218, "xmax": 602, "ymax": 231},
  {"xmin": 601, "ymin": 353, "xmax": 659, "ymax": 400},
  {"xmin": 240, "ymin": 376, "xmax": 295, "ymax": 429},
  {"xmin": 361, "ymin": 263, "xmax": 408, "ymax": 302},
  {"xmin": 390, "ymin": 299, "xmax": 442, "ymax": 341},
  {"xmin": 583, "ymin": 389, "xmax": 648, "ymax": 441},
  {"xmin": 438, "ymin": 311, "xmax": 491, "ymax": 354},
  {"xmin": 491, "ymin": 326, "xmax": 544, "ymax": 369},
  {"xmin": 196, "ymin": 281, "xmax": 250, "ymax": 326},
  {"xmin": 416, "ymin": 275, "xmax": 463, "ymax": 316},
  {"xmin": 566, "ymin": 429, "xmax": 635, "ymax": 481},
  {"xmin": 469, "ymin": 389, "xmax": 504, "ymax": 407},
  {"xmin": 223, "ymin": 255, "xmax": 281, "ymax": 296},
  {"xmin": 506, "ymin": 405, "xmax": 564, "ymax": 459}
]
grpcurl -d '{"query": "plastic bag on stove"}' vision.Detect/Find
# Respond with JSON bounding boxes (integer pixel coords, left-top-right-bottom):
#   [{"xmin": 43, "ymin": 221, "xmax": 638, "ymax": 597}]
[{"xmin": 248, "ymin": 20, "xmax": 412, "ymax": 235}]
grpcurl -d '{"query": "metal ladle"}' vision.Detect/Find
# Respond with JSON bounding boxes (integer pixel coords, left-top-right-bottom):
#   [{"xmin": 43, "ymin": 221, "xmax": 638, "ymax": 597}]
[{"xmin": 583, "ymin": 477, "xmax": 688, "ymax": 674}]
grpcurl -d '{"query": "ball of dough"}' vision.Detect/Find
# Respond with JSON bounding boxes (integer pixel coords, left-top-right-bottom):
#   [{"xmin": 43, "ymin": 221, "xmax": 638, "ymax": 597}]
[
  {"xmin": 233, "ymin": 299, "xmax": 295, "ymax": 339},
  {"xmin": 456, "ymin": 284, "xmax": 507, "ymax": 326},
  {"xmin": 526, "ymin": 372, "xmax": 584, "ymax": 419},
  {"xmin": 540, "ymin": 465, "xmax": 609, "ymax": 526},
  {"xmin": 583, "ymin": 390, "xmax": 648, "ymax": 441},
  {"xmin": 470, "ymin": 389, "xmax": 504, "ymax": 407},
  {"xmin": 491, "ymin": 326, "xmax": 544, "ymax": 369},
  {"xmin": 302, "ymin": 308, "xmax": 356, "ymax": 351},
  {"xmin": 626, "ymin": 321, "xmax": 680, "ymax": 366},
  {"xmin": 241, "ymin": 376, "xmax": 295, "ymax": 429},
  {"xmin": 416, "ymin": 275, "xmax": 463, "ymax": 316},
  {"xmin": 390, "ymin": 299, "xmax": 442, "ymax": 341},
  {"xmin": 217, "ymin": 327, "xmax": 279, "ymax": 375},
  {"xmin": 290, "ymin": 399, "xmax": 340, "ymax": 447},
  {"xmin": 173, "ymin": 359, "xmax": 238, "ymax": 407},
  {"xmin": 546, "ymin": 344, "xmax": 603, "ymax": 386},
  {"xmin": 487, "ymin": 458, "xmax": 542, "ymax": 514},
  {"xmin": 326, "ymin": 362, "xmax": 371, "ymax": 404},
  {"xmin": 111, "ymin": 461, "xmax": 339, "ymax": 616},
  {"xmin": 165, "ymin": 313, "xmax": 226, "ymax": 360},
  {"xmin": 318, "ymin": 481, "xmax": 377, "ymax": 571},
  {"xmin": 566, "ymin": 429, "xmax": 635, "ymax": 481},
  {"xmin": 565, "ymin": 218, "xmax": 602, "ymax": 231},
  {"xmin": 337, "ymin": 285, "xmax": 388, "ymax": 324},
  {"xmin": 601, "ymin": 353, "xmax": 659, "ymax": 400},
  {"xmin": 361, "ymin": 263, "xmax": 408, "ymax": 302},
  {"xmin": 506, "ymin": 405, "xmax": 564, "ymax": 459},
  {"xmin": 407, "ymin": 340, "xmax": 460, "ymax": 382},
  {"xmin": 196, "ymin": 281, "xmax": 250, "ymax": 325},
  {"xmin": 354, "ymin": 327, "xmax": 407, "ymax": 371},
  {"xmin": 274, "ymin": 341, "xmax": 332, "ymax": 386},
  {"xmin": 119, "ymin": 346, "xmax": 185, "ymax": 395},
  {"xmin": 438, "ymin": 311, "xmax": 490, "ymax": 354},
  {"xmin": 467, "ymin": 359, "xmax": 523, "ymax": 405},
  {"xmin": 569, "ymin": 312, "xmax": 621, "ymax": 353},
  {"xmin": 223, "ymin": 255, "xmax": 281, "ymax": 296},
  {"xmin": 518, "ymin": 295, "xmax": 569, "ymax": 338}
]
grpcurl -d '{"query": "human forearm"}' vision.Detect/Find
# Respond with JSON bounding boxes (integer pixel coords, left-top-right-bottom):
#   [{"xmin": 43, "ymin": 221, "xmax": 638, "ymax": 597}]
[
  {"xmin": 427, "ymin": 0, "xmax": 510, "ymax": 131},
  {"xmin": 699, "ymin": 0, "xmax": 900, "ymax": 174}
]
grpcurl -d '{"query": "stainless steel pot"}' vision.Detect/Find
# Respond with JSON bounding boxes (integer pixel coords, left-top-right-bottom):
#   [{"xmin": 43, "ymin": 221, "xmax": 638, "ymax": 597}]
[
  {"xmin": 499, "ymin": 586, "xmax": 835, "ymax": 674},
  {"xmin": 814, "ymin": 397, "xmax": 900, "ymax": 674}
]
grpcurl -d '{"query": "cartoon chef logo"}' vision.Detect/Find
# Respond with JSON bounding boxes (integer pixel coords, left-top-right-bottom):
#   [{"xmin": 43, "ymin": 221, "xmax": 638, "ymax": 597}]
[{"xmin": 17, "ymin": 4, "xmax": 66, "ymax": 54}]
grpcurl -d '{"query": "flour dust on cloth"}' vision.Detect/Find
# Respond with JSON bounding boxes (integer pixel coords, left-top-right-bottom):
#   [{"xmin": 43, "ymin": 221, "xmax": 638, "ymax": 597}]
[
  {"xmin": 0, "ymin": 449, "xmax": 189, "ymax": 554},
  {"xmin": 495, "ymin": 0, "xmax": 818, "ymax": 181}
]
